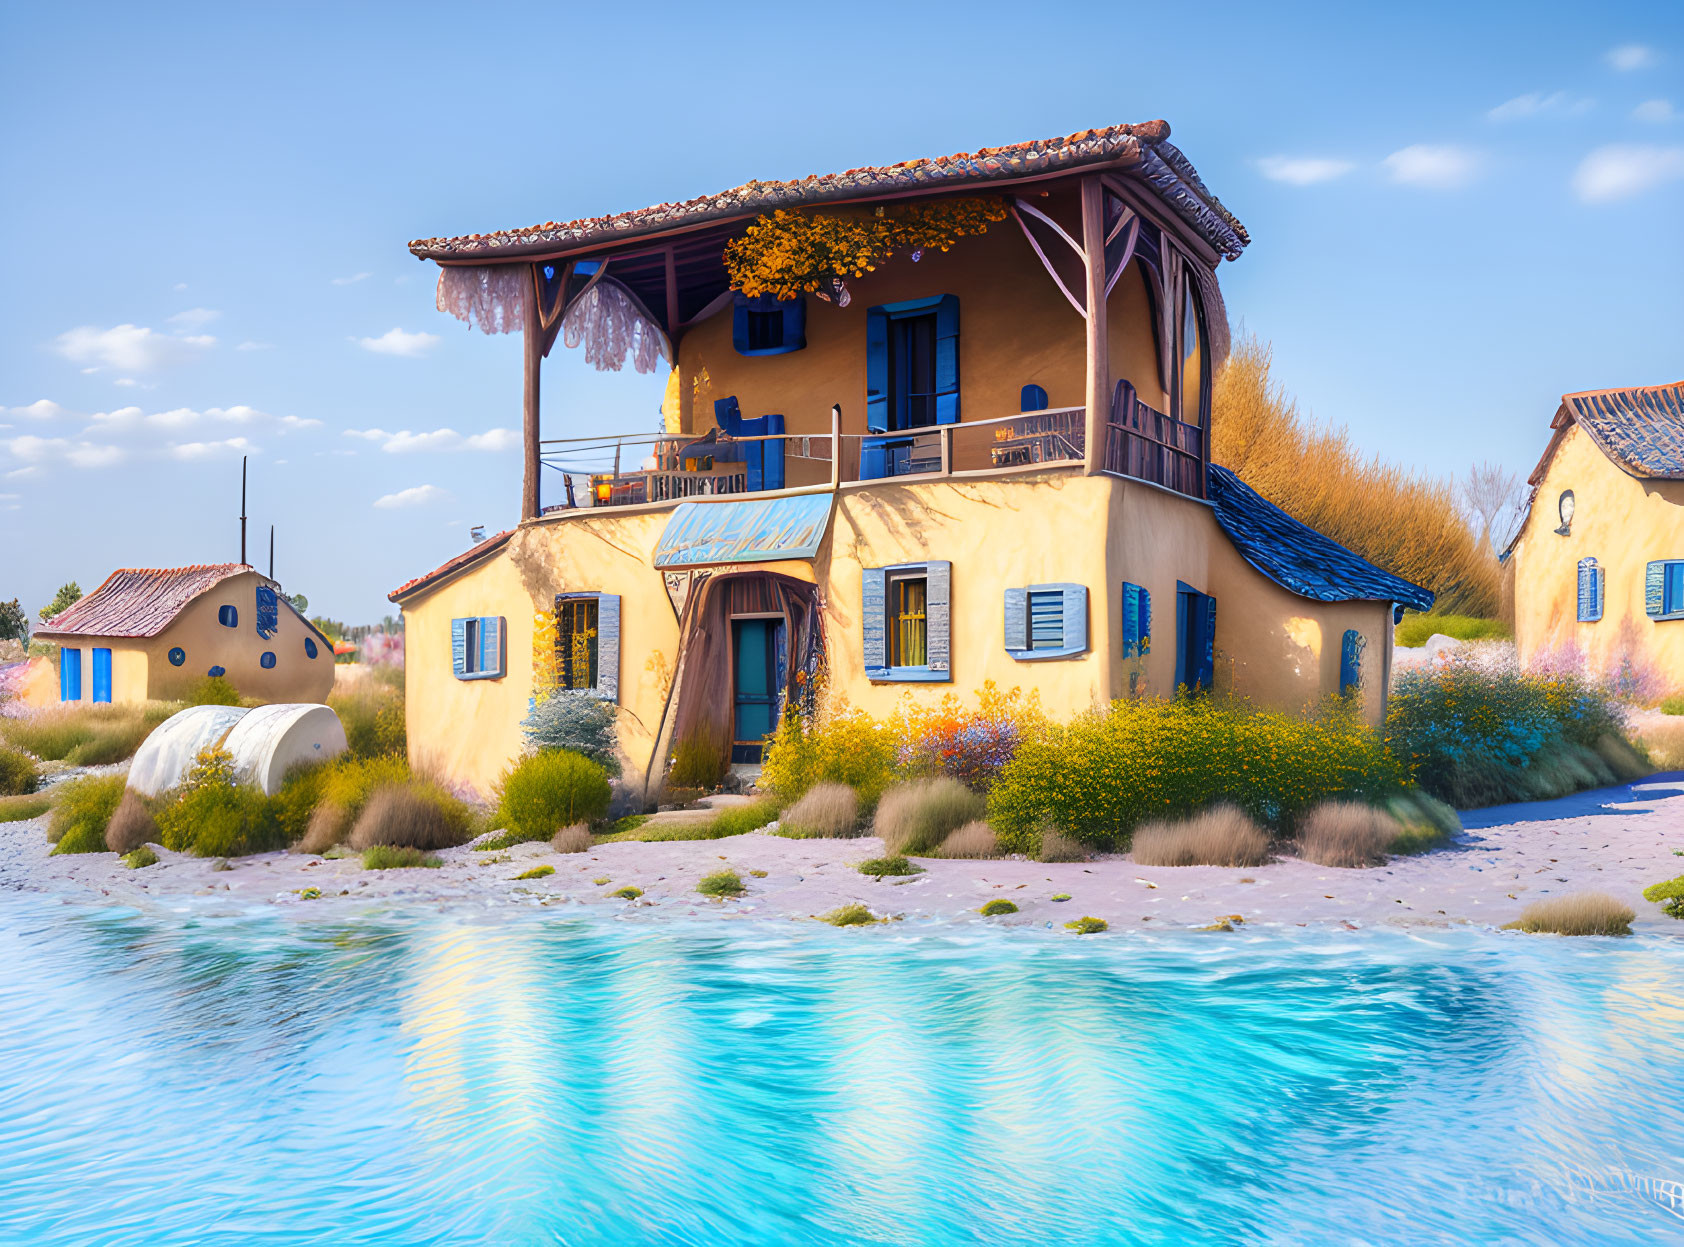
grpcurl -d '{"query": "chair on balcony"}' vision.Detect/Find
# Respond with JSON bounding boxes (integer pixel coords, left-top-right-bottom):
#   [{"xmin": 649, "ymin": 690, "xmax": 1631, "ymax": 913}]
[{"xmin": 713, "ymin": 397, "xmax": 786, "ymax": 492}]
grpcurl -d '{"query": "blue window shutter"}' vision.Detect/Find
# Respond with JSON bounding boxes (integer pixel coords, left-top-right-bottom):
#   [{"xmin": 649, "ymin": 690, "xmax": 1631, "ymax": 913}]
[
  {"xmin": 1020, "ymin": 384, "xmax": 1048, "ymax": 413},
  {"xmin": 255, "ymin": 585, "xmax": 278, "ymax": 640},
  {"xmin": 1141, "ymin": 589, "xmax": 1151, "ymax": 654},
  {"xmin": 218, "ymin": 604, "xmax": 238, "ymax": 628},
  {"xmin": 934, "ymin": 294, "xmax": 960, "ymax": 425},
  {"xmin": 1340, "ymin": 630, "xmax": 1361, "ymax": 697},
  {"xmin": 925, "ymin": 561, "xmax": 952, "ymax": 673},
  {"xmin": 1647, "ymin": 561, "xmax": 1666, "ymax": 617},
  {"xmin": 92, "ymin": 648, "xmax": 112, "ymax": 704},
  {"xmin": 480, "ymin": 616, "xmax": 505, "ymax": 678},
  {"xmin": 733, "ymin": 294, "xmax": 806, "ymax": 356},
  {"xmin": 1062, "ymin": 585, "xmax": 1088, "ymax": 655},
  {"xmin": 732, "ymin": 294, "xmax": 750, "ymax": 354},
  {"xmin": 260, "ymin": 651, "xmax": 276, "ymax": 670},
  {"xmin": 1197, "ymin": 595, "xmax": 1217, "ymax": 690},
  {"xmin": 1003, "ymin": 588, "xmax": 1029, "ymax": 651},
  {"xmin": 597, "ymin": 595, "xmax": 621, "ymax": 702},
  {"xmin": 865, "ymin": 309, "xmax": 889, "ymax": 432},
  {"xmin": 60, "ymin": 647, "xmax": 80, "ymax": 701},
  {"xmin": 1577, "ymin": 558, "xmax": 1602, "ymax": 622},
  {"xmin": 781, "ymin": 298, "xmax": 806, "ymax": 352},
  {"xmin": 450, "ymin": 618, "xmax": 467, "ymax": 678},
  {"xmin": 862, "ymin": 568, "xmax": 889, "ymax": 675},
  {"xmin": 1122, "ymin": 582, "xmax": 1152, "ymax": 657},
  {"xmin": 1670, "ymin": 563, "xmax": 1684, "ymax": 614}
]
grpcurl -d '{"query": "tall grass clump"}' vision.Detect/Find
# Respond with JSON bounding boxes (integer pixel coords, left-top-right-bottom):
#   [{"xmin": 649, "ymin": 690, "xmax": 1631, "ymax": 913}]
[
  {"xmin": 873, "ymin": 778, "xmax": 986, "ymax": 856},
  {"xmin": 1, "ymin": 704, "xmax": 166, "ymax": 765},
  {"xmin": 0, "ymin": 743, "xmax": 36, "ymax": 795},
  {"xmin": 495, "ymin": 750, "xmax": 612, "ymax": 844},
  {"xmin": 155, "ymin": 745, "xmax": 285, "ymax": 857},
  {"xmin": 1503, "ymin": 892, "xmax": 1634, "ymax": 937},
  {"xmin": 777, "ymin": 783, "xmax": 859, "ymax": 838},
  {"xmin": 989, "ymin": 697, "xmax": 1406, "ymax": 854},
  {"xmin": 1294, "ymin": 801, "xmax": 1400, "ymax": 868},
  {"xmin": 936, "ymin": 820, "xmax": 999, "ymax": 859},
  {"xmin": 666, "ymin": 724, "xmax": 729, "ymax": 791},
  {"xmin": 362, "ymin": 845, "xmax": 441, "ymax": 870},
  {"xmin": 292, "ymin": 754, "xmax": 410, "ymax": 853},
  {"xmin": 1213, "ymin": 336, "xmax": 1498, "ymax": 615},
  {"xmin": 347, "ymin": 783, "xmax": 473, "ymax": 851},
  {"xmin": 104, "ymin": 789, "xmax": 160, "ymax": 854},
  {"xmin": 706, "ymin": 798, "xmax": 782, "ymax": 838},
  {"xmin": 0, "ymin": 794, "xmax": 52, "ymax": 823},
  {"xmin": 328, "ymin": 677, "xmax": 406, "ymax": 759},
  {"xmin": 523, "ymin": 694, "xmax": 619, "ymax": 774},
  {"xmin": 48, "ymin": 774, "xmax": 127, "ymax": 853},
  {"xmin": 1132, "ymin": 805, "xmax": 1269, "ymax": 867},
  {"xmin": 551, "ymin": 823, "xmax": 593, "ymax": 853},
  {"xmin": 761, "ymin": 701, "xmax": 899, "ymax": 807}
]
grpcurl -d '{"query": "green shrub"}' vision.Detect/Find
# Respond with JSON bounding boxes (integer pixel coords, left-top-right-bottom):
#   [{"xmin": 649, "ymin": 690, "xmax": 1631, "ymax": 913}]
[
  {"xmin": 0, "ymin": 793, "xmax": 52, "ymax": 823},
  {"xmin": 273, "ymin": 762, "xmax": 333, "ymax": 847},
  {"xmin": 979, "ymin": 899, "xmax": 1018, "ymax": 916},
  {"xmin": 820, "ymin": 903, "xmax": 878, "ymax": 926},
  {"xmin": 666, "ymin": 724, "xmax": 728, "ymax": 790},
  {"xmin": 1503, "ymin": 892, "xmax": 1633, "ymax": 936},
  {"xmin": 522, "ymin": 694, "xmax": 619, "ymax": 775},
  {"xmin": 186, "ymin": 675, "xmax": 242, "ymax": 707},
  {"xmin": 515, "ymin": 865, "xmax": 554, "ymax": 880},
  {"xmin": 328, "ymin": 682, "xmax": 406, "ymax": 759},
  {"xmin": 0, "ymin": 743, "xmax": 36, "ymax": 795},
  {"xmin": 1642, "ymin": 875, "xmax": 1684, "ymax": 919},
  {"xmin": 874, "ymin": 778, "xmax": 985, "ymax": 856},
  {"xmin": 0, "ymin": 708, "xmax": 95, "ymax": 760},
  {"xmin": 707, "ymin": 798, "xmax": 782, "ymax": 838},
  {"xmin": 156, "ymin": 779, "xmax": 283, "ymax": 858},
  {"xmin": 696, "ymin": 869, "xmax": 744, "ymax": 897},
  {"xmin": 1394, "ymin": 613, "xmax": 1512, "ymax": 648},
  {"xmin": 1383, "ymin": 789, "xmax": 1459, "ymax": 855},
  {"xmin": 1065, "ymin": 916, "xmax": 1107, "ymax": 934},
  {"xmin": 1661, "ymin": 695, "xmax": 1684, "ymax": 716},
  {"xmin": 856, "ymin": 855, "xmax": 922, "ymax": 877},
  {"xmin": 362, "ymin": 845, "xmax": 441, "ymax": 869},
  {"xmin": 48, "ymin": 775, "xmax": 127, "ymax": 853},
  {"xmin": 495, "ymin": 750, "xmax": 612, "ymax": 844},
  {"xmin": 64, "ymin": 716, "xmax": 155, "ymax": 766},
  {"xmin": 346, "ymin": 782, "xmax": 472, "ymax": 851},
  {"xmin": 778, "ymin": 783, "xmax": 859, "ymax": 838},
  {"xmin": 609, "ymin": 885, "xmax": 643, "ymax": 900},
  {"xmin": 988, "ymin": 697, "xmax": 1405, "ymax": 853},
  {"xmin": 122, "ymin": 846, "xmax": 158, "ymax": 869},
  {"xmin": 293, "ymin": 754, "xmax": 414, "ymax": 852},
  {"xmin": 761, "ymin": 704, "xmax": 899, "ymax": 807}
]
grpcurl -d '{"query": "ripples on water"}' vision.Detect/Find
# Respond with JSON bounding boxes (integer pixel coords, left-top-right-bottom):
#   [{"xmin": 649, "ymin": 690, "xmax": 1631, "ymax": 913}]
[{"xmin": 0, "ymin": 897, "xmax": 1680, "ymax": 1246}]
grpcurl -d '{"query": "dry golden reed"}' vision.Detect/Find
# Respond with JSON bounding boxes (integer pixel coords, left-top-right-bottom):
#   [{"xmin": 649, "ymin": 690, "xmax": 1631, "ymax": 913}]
[
  {"xmin": 936, "ymin": 820, "xmax": 1000, "ymax": 859},
  {"xmin": 1295, "ymin": 801, "xmax": 1400, "ymax": 868},
  {"xmin": 1504, "ymin": 892, "xmax": 1635, "ymax": 937},
  {"xmin": 1132, "ymin": 805, "xmax": 1269, "ymax": 867}
]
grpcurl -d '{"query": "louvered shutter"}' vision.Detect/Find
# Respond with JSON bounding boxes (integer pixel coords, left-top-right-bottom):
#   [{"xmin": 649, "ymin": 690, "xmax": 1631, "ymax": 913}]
[
  {"xmin": 596, "ymin": 595, "xmax": 621, "ymax": 702},
  {"xmin": 862, "ymin": 568, "xmax": 889, "ymax": 676},
  {"xmin": 1061, "ymin": 585, "xmax": 1088, "ymax": 655},
  {"xmin": 1196, "ymin": 595, "xmax": 1216, "ymax": 691},
  {"xmin": 925, "ymin": 561, "xmax": 952, "ymax": 674},
  {"xmin": 865, "ymin": 309, "xmax": 889, "ymax": 432},
  {"xmin": 1340, "ymin": 630, "xmax": 1361, "ymax": 697},
  {"xmin": 479, "ymin": 616, "xmax": 505, "ymax": 678},
  {"xmin": 1123, "ymin": 582, "xmax": 1152, "ymax": 657},
  {"xmin": 1577, "ymin": 558, "xmax": 1602, "ymax": 622},
  {"xmin": 1647, "ymin": 561, "xmax": 1667, "ymax": 617},
  {"xmin": 933, "ymin": 295, "xmax": 960, "ymax": 425},
  {"xmin": 1004, "ymin": 587, "xmax": 1029, "ymax": 651},
  {"xmin": 450, "ymin": 618, "xmax": 468, "ymax": 678}
]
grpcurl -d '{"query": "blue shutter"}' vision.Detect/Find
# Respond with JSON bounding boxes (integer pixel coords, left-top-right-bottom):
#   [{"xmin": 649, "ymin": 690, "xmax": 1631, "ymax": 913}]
[
  {"xmin": 1577, "ymin": 558, "xmax": 1602, "ymax": 622},
  {"xmin": 732, "ymin": 294, "xmax": 806, "ymax": 356},
  {"xmin": 596, "ymin": 595, "xmax": 621, "ymax": 702},
  {"xmin": 1062, "ymin": 584, "xmax": 1088, "ymax": 655},
  {"xmin": 92, "ymin": 648, "xmax": 112, "ymax": 704},
  {"xmin": 933, "ymin": 294, "xmax": 960, "ymax": 426},
  {"xmin": 450, "ymin": 618, "xmax": 467, "ymax": 678},
  {"xmin": 1123, "ymin": 582, "xmax": 1150, "ymax": 657},
  {"xmin": 1196, "ymin": 595, "xmax": 1216, "ymax": 691},
  {"xmin": 1003, "ymin": 588, "xmax": 1029, "ymax": 651},
  {"xmin": 255, "ymin": 585, "xmax": 278, "ymax": 640},
  {"xmin": 862, "ymin": 568, "xmax": 889, "ymax": 676},
  {"xmin": 1648, "ymin": 561, "xmax": 1667, "ymax": 617},
  {"xmin": 732, "ymin": 294, "xmax": 750, "ymax": 353},
  {"xmin": 865, "ymin": 308, "xmax": 889, "ymax": 432},
  {"xmin": 781, "ymin": 297, "xmax": 806, "ymax": 353},
  {"xmin": 480, "ymin": 616, "xmax": 505, "ymax": 678},
  {"xmin": 1339, "ymin": 630, "xmax": 1362, "ymax": 697},
  {"xmin": 925, "ymin": 561, "xmax": 951, "ymax": 674},
  {"xmin": 60, "ymin": 647, "xmax": 81, "ymax": 702},
  {"xmin": 1670, "ymin": 563, "xmax": 1684, "ymax": 615},
  {"xmin": 1020, "ymin": 384, "xmax": 1048, "ymax": 413}
]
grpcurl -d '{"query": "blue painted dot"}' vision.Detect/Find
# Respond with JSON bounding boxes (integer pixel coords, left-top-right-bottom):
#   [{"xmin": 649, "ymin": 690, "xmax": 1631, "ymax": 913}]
[
  {"xmin": 168, "ymin": 647, "xmax": 186, "ymax": 667},
  {"xmin": 207, "ymin": 666, "xmax": 226, "ymax": 677},
  {"xmin": 304, "ymin": 638, "xmax": 318, "ymax": 659},
  {"xmin": 260, "ymin": 652, "xmax": 276, "ymax": 669}
]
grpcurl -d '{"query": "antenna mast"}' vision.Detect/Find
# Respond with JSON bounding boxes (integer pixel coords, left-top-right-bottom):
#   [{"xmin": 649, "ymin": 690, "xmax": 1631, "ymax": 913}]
[
  {"xmin": 240, "ymin": 456, "xmax": 248, "ymax": 566},
  {"xmin": 269, "ymin": 524, "xmax": 275, "ymax": 579}
]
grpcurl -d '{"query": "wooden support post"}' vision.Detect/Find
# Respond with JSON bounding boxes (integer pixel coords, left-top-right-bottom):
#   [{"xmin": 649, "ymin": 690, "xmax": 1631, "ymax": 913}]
[
  {"xmin": 1080, "ymin": 175, "xmax": 1109, "ymax": 476},
  {"xmin": 829, "ymin": 404, "xmax": 842, "ymax": 490},
  {"xmin": 522, "ymin": 272, "xmax": 543, "ymax": 521},
  {"xmin": 663, "ymin": 247, "xmax": 680, "ymax": 345}
]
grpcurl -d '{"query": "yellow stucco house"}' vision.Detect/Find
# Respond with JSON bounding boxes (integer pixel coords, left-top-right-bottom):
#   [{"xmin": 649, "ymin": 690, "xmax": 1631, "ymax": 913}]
[
  {"xmin": 1509, "ymin": 380, "xmax": 1684, "ymax": 688},
  {"xmin": 390, "ymin": 121, "xmax": 1432, "ymax": 801},
  {"xmin": 29, "ymin": 564, "xmax": 335, "ymax": 706}
]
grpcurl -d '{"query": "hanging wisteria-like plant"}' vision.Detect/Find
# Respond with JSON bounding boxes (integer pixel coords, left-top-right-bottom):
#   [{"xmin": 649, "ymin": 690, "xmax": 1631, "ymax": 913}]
[{"xmin": 724, "ymin": 197, "xmax": 1010, "ymax": 304}]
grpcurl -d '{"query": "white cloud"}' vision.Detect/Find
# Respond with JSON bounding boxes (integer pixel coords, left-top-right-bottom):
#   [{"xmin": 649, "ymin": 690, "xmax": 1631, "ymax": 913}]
[
  {"xmin": 1487, "ymin": 91, "xmax": 1593, "ymax": 121},
  {"xmin": 1572, "ymin": 143, "xmax": 1684, "ymax": 201},
  {"xmin": 343, "ymin": 426, "xmax": 518, "ymax": 453},
  {"xmin": 68, "ymin": 402, "xmax": 321, "ymax": 439},
  {"xmin": 4, "ymin": 435, "xmax": 125, "ymax": 469},
  {"xmin": 166, "ymin": 307, "xmax": 220, "ymax": 329},
  {"xmin": 1255, "ymin": 156, "xmax": 1355, "ymax": 185},
  {"xmin": 113, "ymin": 377, "xmax": 140, "ymax": 388},
  {"xmin": 333, "ymin": 272, "xmax": 372, "ymax": 286},
  {"xmin": 236, "ymin": 340, "xmax": 274, "ymax": 351},
  {"xmin": 374, "ymin": 483, "xmax": 448, "ymax": 509},
  {"xmin": 1606, "ymin": 44, "xmax": 1657, "ymax": 72},
  {"xmin": 172, "ymin": 282, "xmax": 188, "ymax": 292},
  {"xmin": 354, "ymin": 328, "xmax": 440, "ymax": 357},
  {"xmin": 277, "ymin": 414, "xmax": 323, "ymax": 431},
  {"xmin": 1383, "ymin": 145, "xmax": 1482, "ymax": 189},
  {"xmin": 6, "ymin": 400, "xmax": 65, "ymax": 421},
  {"xmin": 5, "ymin": 466, "xmax": 41, "ymax": 480},
  {"xmin": 54, "ymin": 323, "xmax": 214, "ymax": 372},
  {"xmin": 169, "ymin": 437, "xmax": 255, "ymax": 461},
  {"xmin": 1634, "ymin": 98, "xmax": 1677, "ymax": 123}
]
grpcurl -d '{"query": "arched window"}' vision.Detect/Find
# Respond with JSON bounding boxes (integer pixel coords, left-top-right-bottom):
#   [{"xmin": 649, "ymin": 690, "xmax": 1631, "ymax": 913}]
[{"xmin": 1176, "ymin": 277, "xmax": 1208, "ymax": 428}]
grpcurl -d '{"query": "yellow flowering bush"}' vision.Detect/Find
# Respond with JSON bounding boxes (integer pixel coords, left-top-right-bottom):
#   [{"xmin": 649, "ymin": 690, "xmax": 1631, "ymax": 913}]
[
  {"xmin": 760, "ymin": 698, "xmax": 900, "ymax": 808},
  {"xmin": 987, "ymin": 697, "xmax": 1409, "ymax": 853}
]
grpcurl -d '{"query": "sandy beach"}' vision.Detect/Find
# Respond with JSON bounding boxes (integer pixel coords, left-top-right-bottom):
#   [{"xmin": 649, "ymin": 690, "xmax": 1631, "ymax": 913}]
[{"xmin": 5, "ymin": 771, "xmax": 1682, "ymax": 933}]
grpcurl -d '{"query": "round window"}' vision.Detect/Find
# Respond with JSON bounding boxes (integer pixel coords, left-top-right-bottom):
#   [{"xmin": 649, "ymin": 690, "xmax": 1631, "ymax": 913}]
[
  {"xmin": 168, "ymin": 647, "xmax": 186, "ymax": 667},
  {"xmin": 304, "ymin": 637, "xmax": 318, "ymax": 660},
  {"xmin": 208, "ymin": 665, "xmax": 226, "ymax": 677},
  {"xmin": 260, "ymin": 652, "xmax": 276, "ymax": 670}
]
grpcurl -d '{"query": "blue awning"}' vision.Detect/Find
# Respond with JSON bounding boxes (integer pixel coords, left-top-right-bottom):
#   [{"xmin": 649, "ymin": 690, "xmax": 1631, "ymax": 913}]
[{"xmin": 653, "ymin": 493, "xmax": 833, "ymax": 569}]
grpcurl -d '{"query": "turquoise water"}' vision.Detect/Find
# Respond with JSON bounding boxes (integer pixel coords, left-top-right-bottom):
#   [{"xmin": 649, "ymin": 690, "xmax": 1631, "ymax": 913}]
[{"xmin": 2, "ymin": 897, "xmax": 1681, "ymax": 1246}]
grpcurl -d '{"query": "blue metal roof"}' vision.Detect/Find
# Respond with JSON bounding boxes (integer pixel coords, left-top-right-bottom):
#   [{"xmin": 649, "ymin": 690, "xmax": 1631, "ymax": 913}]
[
  {"xmin": 1208, "ymin": 465, "xmax": 1435, "ymax": 610},
  {"xmin": 653, "ymin": 493, "xmax": 833, "ymax": 569},
  {"xmin": 1563, "ymin": 381, "xmax": 1684, "ymax": 480}
]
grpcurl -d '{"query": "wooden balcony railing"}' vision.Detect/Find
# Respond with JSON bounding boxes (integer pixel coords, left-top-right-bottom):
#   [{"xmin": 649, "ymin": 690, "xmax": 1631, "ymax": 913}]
[{"xmin": 1103, "ymin": 380, "xmax": 1205, "ymax": 499}]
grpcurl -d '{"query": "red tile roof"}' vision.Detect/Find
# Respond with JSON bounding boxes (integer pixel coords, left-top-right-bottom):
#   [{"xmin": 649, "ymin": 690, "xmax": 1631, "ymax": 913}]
[
  {"xmin": 408, "ymin": 120, "xmax": 1249, "ymax": 264},
  {"xmin": 388, "ymin": 530, "xmax": 514, "ymax": 604},
  {"xmin": 36, "ymin": 564, "xmax": 258, "ymax": 638}
]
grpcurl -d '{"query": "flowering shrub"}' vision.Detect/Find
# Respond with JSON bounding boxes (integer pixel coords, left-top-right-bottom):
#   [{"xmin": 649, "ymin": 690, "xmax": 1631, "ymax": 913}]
[
  {"xmin": 521, "ymin": 694, "xmax": 619, "ymax": 775},
  {"xmin": 891, "ymin": 682, "xmax": 1047, "ymax": 792},
  {"xmin": 987, "ymin": 698, "xmax": 1406, "ymax": 853},
  {"xmin": 760, "ymin": 699, "xmax": 899, "ymax": 807}
]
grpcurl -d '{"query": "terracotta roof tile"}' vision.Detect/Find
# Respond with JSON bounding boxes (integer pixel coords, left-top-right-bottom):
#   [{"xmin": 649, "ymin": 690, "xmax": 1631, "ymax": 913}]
[
  {"xmin": 409, "ymin": 120, "xmax": 1249, "ymax": 264},
  {"xmin": 36, "ymin": 564, "xmax": 258, "ymax": 639},
  {"xmin": 388, "ymin": 530, "xmax": 514, "ymax": 604}
]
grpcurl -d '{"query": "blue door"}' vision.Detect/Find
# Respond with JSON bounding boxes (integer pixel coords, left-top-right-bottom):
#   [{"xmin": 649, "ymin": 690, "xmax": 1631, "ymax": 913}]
[
  {"xmin": 59, "ymin": 647, "xmax": 82, "ymax": 702},
  {"xmin": 732, "ymin": 619, "xmax": 779, "ymax": 762},
  {"xmin": 91, "ymin": 648, "xmax": 112, "ymax": 704}
]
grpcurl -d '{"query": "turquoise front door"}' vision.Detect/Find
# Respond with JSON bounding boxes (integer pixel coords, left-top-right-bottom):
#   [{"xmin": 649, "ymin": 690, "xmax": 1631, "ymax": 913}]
[{"xmin": 732, "ymin": 619, "xmax": 778, "ymax": 762}]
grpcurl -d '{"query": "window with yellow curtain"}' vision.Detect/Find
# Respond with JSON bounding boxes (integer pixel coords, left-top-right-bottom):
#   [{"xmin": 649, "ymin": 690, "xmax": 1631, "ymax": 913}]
[
  {"xmin": 889, "ymin": 574, "xmax": 928, "ymax": 668},
  {"xmin": 557, "ymin": 597, "xmax": 599, "ymax": 690}
]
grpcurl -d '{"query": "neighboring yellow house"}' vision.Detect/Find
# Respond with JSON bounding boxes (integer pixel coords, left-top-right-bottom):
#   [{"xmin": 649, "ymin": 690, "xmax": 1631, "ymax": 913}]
[
  {"xmin": 391, "ymin": 120, "xmax": 1432, "ymax": 800},
  {"xmin": 28, "ymin": 564, "xmax": 335, "ymax": 706},
  {"xmin": 1509, "ymin": 380, "xmax": 1684, "ymax": 687}
]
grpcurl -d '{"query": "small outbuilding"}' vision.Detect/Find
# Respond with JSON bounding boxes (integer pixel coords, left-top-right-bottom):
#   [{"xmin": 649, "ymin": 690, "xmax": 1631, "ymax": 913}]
[{"xmin": 29, "ymin": 563, "xmax": 334, "ymax": 706}]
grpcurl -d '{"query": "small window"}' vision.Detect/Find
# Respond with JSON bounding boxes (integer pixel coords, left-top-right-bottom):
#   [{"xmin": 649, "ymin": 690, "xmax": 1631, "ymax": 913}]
[
  {"xmin": 59, "ymin": 647, "xmax": 82, "ymax": 702},
  {"xmin": 862, "ymin": 562, "xmax": 951, "ymax": 682},
  {"xmin": 452, "ymin": 616, "xmax": 508, "ymax": 682},
  {"xmin": 558, "ymin": 598, "xmax": 599, "ymax": 690},
  {"xmin": 463, "ymin": 618, "xmax": 481, "ymax": 675},
  {"xmin": 1340, "ymin": 630, "xmax": 1365, "ymax": 698},
  {"xmin": 304, "ymin": 638, "xmax": 318, "ymax": 660},
  {"xmin": 218, "ymin": 604, "xmax": 238, "ymax": 628},
  {"xmin": 1577, "ymin": 557, "xmax": 1603, "ymax": 623},
  {"xmin": 255, "ymin": 586, "xmax": 278, "ymax": 639},
  {"xmin": 889, "ymin": 573, "xmax": 929, "ymax": 667},
  {"xmin": 1004, "ymin": 584, "xmax": 1089, "ymax": 661},
  {"xmin": 745, "ymin": 308, "xmax": 783, "ymax": 352},
  {"xmin": 1028, "ymin": 589, "xmax": 1063, "ymax": 650},
  {"xmin": 732, "ymin": 294, "xmax": 806, "ymax": 357},
  {"xmin": 1174, "ymin": 581, "xmax": 1217, "ymax": 693},
  {"xmin": 260, "ymin": 652, "xmax": 276, "ymax": 670},
  {"xmin": 168, "ymin": 647, "xmax": 186, "ymax": 667}
]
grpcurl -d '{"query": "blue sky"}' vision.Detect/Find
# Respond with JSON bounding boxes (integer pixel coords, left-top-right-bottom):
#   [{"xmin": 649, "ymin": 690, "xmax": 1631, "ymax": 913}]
[{"xmin": 2, "ymin": 0, "xmax": 1679, "ymax": 623}]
